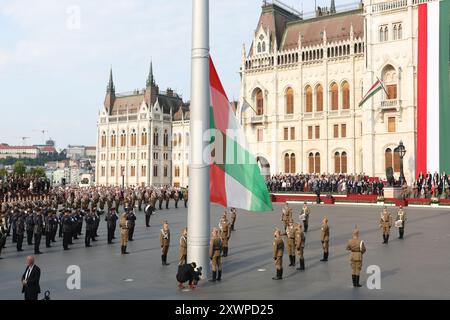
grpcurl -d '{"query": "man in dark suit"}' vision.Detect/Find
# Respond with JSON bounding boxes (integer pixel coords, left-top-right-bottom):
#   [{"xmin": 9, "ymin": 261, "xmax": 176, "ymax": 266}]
[{"xmin": 21, "ymin": 256, "xmax": 41, "ymax": 300}]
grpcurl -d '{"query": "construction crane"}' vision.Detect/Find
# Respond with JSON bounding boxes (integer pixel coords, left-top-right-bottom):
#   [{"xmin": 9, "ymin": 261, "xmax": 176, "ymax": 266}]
[{"xmin": 32, "ymin": 129, "xmax": 48, "ymax": 144}]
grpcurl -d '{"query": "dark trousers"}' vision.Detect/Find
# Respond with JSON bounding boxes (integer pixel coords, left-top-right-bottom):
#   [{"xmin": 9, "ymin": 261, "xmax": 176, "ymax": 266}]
[
  {"xmin": 145, "ymin": 214, "xmax": 151, "ymax": 227},
  {"xmin": 24, "ymin": 292, "xmax": 38, "ymax": 301},
  {"xmin": 26, "ymin": 231, "xmax": 33, "ymax": 245},
  {"xmin": 63, "ymin": 232, "xmax": 70, "ymax": 249},
  {"xmin": 51, "ymin": 228, "xmax": 57, "ymax": 242},
  {"xmin": 16, "ymin": 234, "xmax": 24, "ymax": 251},
  {"xmin": 128, "ymin": 226, "xmax": 135, "ymax": 240},
  {"xmin": 34, "ymin": 234, "xmax": 42, "ymax": 253},
  {"xmin": 45, "ymin": 232, "xmax": 52, "ymax": 247},
  {"xmin": 184, "ymin": 200, "xmax": 188, "ymax": 208},
  {"xmin": 85, "ymin": 230, "xmax": 91, "ymax": 246},
  {"xmin": 58, "ymin": 225, "xmax": 63, "ymax": 238},
  {"xmin": 107, "ymin": 227, "xmax": 114, "ymax": 243},
  {"xmin": 12, "ymin": 229, "xmax": 17, "ymax": 243}
]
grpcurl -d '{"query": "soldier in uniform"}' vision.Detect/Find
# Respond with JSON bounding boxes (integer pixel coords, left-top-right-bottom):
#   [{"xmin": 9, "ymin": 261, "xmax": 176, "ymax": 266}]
[
  {"xmin": 396, "ymin": 206, "xmax": 407, "ymax": 239},
  {"xmin": 272, "ymin": 228, "xmax": 284, "ymax": 280},
  {"xmin": 44, "ymin": 212, "xmax": 53, "ymax": 248},
  {"xmin": 160, "ymin": 220, "xmax": 170, "ymax": 266},
  {"xmin": 126, "ymin": 208, "xmax": 136, "ymax": 241},
  {"xmin": 183, "ymin": 187, "xmax": 188, "ymax": 208},
  {"xmin": 62, "ymin": 209, "xmax": 72, "ymax": 250},
  {"xmin": 173, "ymin": 190, "xmax": 179, "ymax": 209},
  {"xmin": 0, "ymin": 225, "xmax": 7, "ymax": 259},
  {"xmin": 380, "ymin": 207, "xmax": 393, "ymax": 244},
  {"xmin": 320, "ymin": 217, "xmax": 330, "ymax": 262},
  {"xmin": 346, "ymin": 227, "xmax": 366, "ymax": 288},
  {"xmin": 294, "ymin": 223, "xmax": 305, "ymax": 271},
  {"xmin": 283, "ymin": 219, "xmax": 296, "ymax": 267},
  {"xmin": 144, "ymin": 202, "xmax": 154, "ymax": 227},
  {"xmin": 33, "ymin": 209, "xmax": 44, "ymax": 254},
  {"xmin": 281, "ymin": 203, "xmax": 292, "ymax": 230},
  {"xmin": 25, "ymin": 211, "xmax": 34, "ymax": 245},
  {"xmin": 85, "ymin": 211, "xmax": 95, "ymax": 247},
  {"xmin": 137, "ymin": 189, "xmax": 143, "ymax": 211},
  {"xmin": 16, "ymin": 211, "xmax": 25, "ymax": 252},
  {"xmin": 165, "ymin": 190, "xmax": 171, "ymax": 209},
  {"xmin": 179, "ymin": 227, "xmax": 187, "ymax": 266},
  {"xmin": 209, "ymin": 227, "xmax": 222, "ymax": 282},
  {"xmin": 300, "ymin": 202, "xmax": 310, "ymax": 232},
  {"xmin": 105, "ymin": 208, "xmax": 118, "ymax": 244},
  {"xmin": 158, "ymin": 191, "xmax": 164, "ymax": 210},
  {"xmin": 219, "ymin": 213, "xmax": 231, "ymax": 257},
  {"xmin": 50, "ymin": 211, "xmax": 58, "ymax": 243},
  {"xmin": 119, "ymin": 212, "xmax": 129, "ymax": 254},
  {"xmin": 230, "ymin": 208, "xmax": 237, "ymax": 231}
]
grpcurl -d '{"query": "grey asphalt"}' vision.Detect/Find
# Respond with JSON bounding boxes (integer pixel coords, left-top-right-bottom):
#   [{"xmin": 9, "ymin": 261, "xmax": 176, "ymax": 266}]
[{"xmin": 1, "ymin": 203, "xmax": 449, "ymax": 300}]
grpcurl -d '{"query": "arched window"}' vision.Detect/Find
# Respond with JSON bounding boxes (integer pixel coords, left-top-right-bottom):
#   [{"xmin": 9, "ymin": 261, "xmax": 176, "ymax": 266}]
[
  {"xmin": 111, "ymin": 131, "xmax": 116, "ymax": 148},
  {"xmin": 141, "ymin": 129, "xmax": 148, "ymax": 146},
  {"xmin": 379, "ymin": 27, "xmax": 384, "ymax": 42},
  {"xmin": 334, "ymin": 152, "xmax": 341, "ymax": 174},
  {"xmin": 257, "ymin": 43, "xmax": 261, "ymax": 53},
  {"xmin": 130, "ymin": 129, "xmax": 137, "ymax": 147},
  {"xmin": 393, "ymin": 149, "xmax": 401, "ymax": 173},
  {"xmin": 262, "ymin": 42, "xmax": 266, "ymax": 52},
  {"xmin": 178, "ymin": 133, "xmax": 182, "ymax": 146},
  {"xmin": 393, "ymin": 25, "xmax": 398, "ymax": 40},
  {"xmin": 316, "ymin": 84, "xmax": 323, "ymax": 112},
  {"xmin": 290, "ymin": 153, "xmax": 296, "ymax": 173},
  {"xmin": 341, "ymin": 152, "xmax": 348, "ymax": 173},
  {"xmin": 153, "ymin": 129, "xmax": 159, "ymax": 146},
  {"xmin": 398, "ymin": 24, "xmax": 402, "ymax": 40},
  {"xmin": 314, "ymin": 152, "xmax": 321, "ymax": 174},
  {"xmin": 101, "ymin": 132, "xmax": 106, "ymax": 148},
  {"xmin": 185, "ymin": 133, "xmax": 190, "ymax": 147},
  {"xmin": 173, "ymin": 134, "xmax": 177, "ymax": 147},
  {"xmin": 342, "ymin": 81, "xmax": 350, "ymax": 109},
  {"xmin": 308, "ymin": 153, "xmax": 315, "ymax": 173},
  {"xmin": 385, "ymin": 148, "xmax": 393, "ymax": 170},
  {"xmin": 384, "ymin": 26, "xmax": 389, "ymax": 41},
  {"xmin": 330, "ymin": 82, "xmax": 339, "ymax": 110},
  {"xmin": 285, "ymin": 87, "xmax": 294, "ymax": 114},
  {"xmin": 120, "ymin": 130, "xmax": 126, "ymax": 147},
  {"xmin": 305, "ymin": 85, "xmax": 313, "ymax": 113},
  {"xmin": 284, "ymin": 153, "xmax": 290, "ymax": 174},
  {"xmin": 163, "ymin": 130, "xmax": 169, "ymax": 147},
  {"xmin": 255, "ymin": 89, "xmax": 264, "ymax": 115},
  {"xmin": 382, "ymin": 65, "xmax": 397, "ymax": 100}
]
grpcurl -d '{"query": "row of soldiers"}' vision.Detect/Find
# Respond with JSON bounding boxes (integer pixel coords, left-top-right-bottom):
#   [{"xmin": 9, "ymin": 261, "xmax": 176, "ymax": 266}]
[{"xmin": 273, "ymin": 202, "xmax": 407, "ymax": 287}]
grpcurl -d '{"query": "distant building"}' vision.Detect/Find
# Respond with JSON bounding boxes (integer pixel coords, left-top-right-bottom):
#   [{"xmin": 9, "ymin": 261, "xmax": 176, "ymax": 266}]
[
  {"xmin": 64, "ymin": 145, "xmax": 96, "ymax": 161},
  {"xmin": 0, "ymin": 144, "xmax": 40, "ymax": 159},
  {"xmin": 34, "ymin": 139, "xmax": 57, "ymax": 155}
]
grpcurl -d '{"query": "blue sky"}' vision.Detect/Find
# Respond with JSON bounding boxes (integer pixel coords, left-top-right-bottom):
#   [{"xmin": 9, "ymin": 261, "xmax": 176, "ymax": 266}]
[{"xmin": 0, "ymin": 0, "xmax": 356, "ymax": 149}]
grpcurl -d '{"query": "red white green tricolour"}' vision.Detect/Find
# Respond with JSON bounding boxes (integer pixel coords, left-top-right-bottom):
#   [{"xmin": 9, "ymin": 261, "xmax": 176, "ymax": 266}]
[
  {"xmin": 359, "ymin": 78, "xmax": 384, "ymax": 107},
  {"xmin": 417, "ymin": 0, "xmax": 450, "ymax": 176},
  {"xmin": 209, "ymin": 58, "xmax": 273, "ymax": 212}
]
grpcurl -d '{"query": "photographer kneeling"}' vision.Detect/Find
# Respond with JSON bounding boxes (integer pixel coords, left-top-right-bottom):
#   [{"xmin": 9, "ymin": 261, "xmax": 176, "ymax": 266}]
[{"xmin": 176, "ymin": 262, "xmax": 202, "ymax": 289}]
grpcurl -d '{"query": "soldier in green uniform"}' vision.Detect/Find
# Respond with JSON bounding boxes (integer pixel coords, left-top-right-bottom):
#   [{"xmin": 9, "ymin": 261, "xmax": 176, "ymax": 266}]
[
  {"xmin": 294, "ymin": 223, "xmax": 305, "ymax": 270},
  {"xmin": 183, "ymin": 187, "xmax": 188, "ymax": 208},
  {"xmin": 179, "ymin": 227, "xmax": 187, "ymax": 266},
  {"xmin": 272, "ymin": 228, "xmax": 284, "ymax": 280},
  {"xmin": 320, "ymin": 217, "xmax": 330, "ymax": 262},
  {"xmin": 230, "ymin": 208, "xmax": 237, "ymax": 231},
  {"xmin": 396, "ymin": 206, "xmax": 407, "ymax": 239},
  {"xmin": 119, "ymin": 212, "xmax": 129, "ymax": 254},
  {"xmin": 380, "ymin": 207, "xmax": 393, "ymax": 244},
  {"xmin": 209, "ymin": 227, "xmax": 223, "ymax": 282},
  {"xmin": 281, "ymin": 203, "xmax": 292, "ymax": 229},
  {"xmin": 346, "ymin": 227, "xmax": 366, "ymax": 288},
  {"xmin": 283, "ymin": 219, "xmax": 296, "ymax": 267},
  {"xmin": 219, "ymin": 213, "xmax": 231, "ymax": 257},
  {"xmin": 160, "ymin": 220, "xmax": 170, "ymax": 266}
]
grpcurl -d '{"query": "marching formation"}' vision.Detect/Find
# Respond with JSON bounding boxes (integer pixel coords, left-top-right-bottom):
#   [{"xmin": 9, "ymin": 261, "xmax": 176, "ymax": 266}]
[{"xmin": 273, "ymin": 201, "xmax": 407, "ymax": 288}]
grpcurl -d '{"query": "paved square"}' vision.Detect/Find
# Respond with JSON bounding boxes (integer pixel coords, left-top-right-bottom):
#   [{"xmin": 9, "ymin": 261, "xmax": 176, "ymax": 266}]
[{"xmin": 1, "ymin": 203, "xmax": 449, "ymax": 300}]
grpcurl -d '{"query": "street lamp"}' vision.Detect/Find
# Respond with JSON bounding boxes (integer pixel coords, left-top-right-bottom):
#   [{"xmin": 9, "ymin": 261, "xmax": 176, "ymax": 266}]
[{"xmin": 397, "ymin": 141, "xmax": 406, "ymax": 186}]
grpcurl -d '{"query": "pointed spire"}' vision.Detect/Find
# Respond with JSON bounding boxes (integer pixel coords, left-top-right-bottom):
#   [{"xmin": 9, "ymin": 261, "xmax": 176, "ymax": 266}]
[
  {"xmin": 106, "ymin": 67, "xmax": 115, "ymax": 94},
  {"xmin": 330, "ymin": 0, "xmax": 336, "ymax": 14},
  {"xmin": 146, "ymin": 60, "xmax": 155, "ymax": 88}
]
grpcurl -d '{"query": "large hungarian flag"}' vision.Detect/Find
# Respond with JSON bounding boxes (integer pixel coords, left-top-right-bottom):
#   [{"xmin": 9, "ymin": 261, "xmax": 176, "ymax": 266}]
[
  {"xmin": 209, "ymin": 58, "xmax": 273, "ymax": 212},
  {"xmin": 417, "ymin": 0, "xmax": 450, "ymax": 176},
  {"xmin": 359, "ymin": 78, "xmax": 385, "ymax": 107}
]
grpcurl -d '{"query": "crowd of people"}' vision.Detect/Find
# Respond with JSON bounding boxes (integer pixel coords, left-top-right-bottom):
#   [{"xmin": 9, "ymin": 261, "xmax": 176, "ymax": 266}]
[{"xmin": 0, "ymin": 175, "xmax": 51, "ymax": 201}]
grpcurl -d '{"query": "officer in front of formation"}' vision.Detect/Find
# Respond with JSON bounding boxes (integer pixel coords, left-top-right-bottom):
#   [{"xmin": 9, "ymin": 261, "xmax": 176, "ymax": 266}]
[
  {"xmin": 160, "ymin": 220, "xmax": 170, "ymax": 266},
  {"xmin": 300, "ymin": 202, "xmax": 310, "ymax": 232},
  {"xmin": 84, "ymin": 211, "xmax": 95, "ymax": 247},
  {"xmin": 61, "ymin": 209, "xmax": 72, "ymax": 250},
  {"xmin": 396, "ymin": 206, "xmax": 407, "ymax": 239},
  {"xmin": 272, "ymin": 228, "xmax": 284, "ymax": 280},
  {"xmin": 346, "ymin": 226, "xmax": 366, "ymax": 288},
  {"xmin": 144, "ymin": 202, "xmax": 154, "ymax": 228},
  {"xmin": 281, "ymin": 203, "xmax": 292, "ymax": 229},
  {"xmin": 380, "ymin": 207, "xmax": 393, "ymax": 244},
  {"xmin": 230, "ymin": 208, "xmax": 237, "ymax": 231},
  {"xmin": 119, "ymin": 211, "xmax": 129, "ymax": 254},
  {"xmin": 209, "ymin": 227, "xmax": 222, "ymax": 282},
  {"xmin": 25, "ymin": 211, "xmax": 34, "ymax": 246},
  {"xmin": 33, "ymin": 209, "xmax": 44, "ymax": 254},
  {"xmin": 294, "ymin": 223, "xmax": 305, "ymax": 271},
  {"xmin": 179, "ymin": 227, "xmax": 187, "ymax": 266},
  {"xmin": 284, "ymin": 219, "xmax": 296, "ymax": 267},
  {"xmin": 320, "ymin": 217, "xmax": 330, "ymax": 262},
  {"xmin": 105, "ymin": 208, "xmax": 118, "ymax": 244},
  {"xmin": 126, "ymin": 208, "xmax": 136, "ymax": 241}
]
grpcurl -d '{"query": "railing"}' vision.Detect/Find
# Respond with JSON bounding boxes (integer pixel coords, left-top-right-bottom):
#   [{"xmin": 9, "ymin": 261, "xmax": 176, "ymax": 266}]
[
  {"xmin": 381, "ymin": 99, "xmax": 398, "ymax": 109},
  {"xmin": 284, "ymin": 114, "xmax": 295, "ymax": 120},
  {"xmin": 251, "ymin": 115, "xmax": 267, "ymax": 124},
  {"xmin": 372, "ymin": 0, "xmax": 408, "ymax": 13},
  {"xmin": 163, "ymin": 114, "xmax": 172, "ymax": 121}
]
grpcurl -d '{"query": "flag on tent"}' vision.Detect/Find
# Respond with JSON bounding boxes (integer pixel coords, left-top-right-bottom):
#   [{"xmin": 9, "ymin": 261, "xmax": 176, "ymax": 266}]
[
  {"xmin": 358, "ymin": 78, "xmax": 386, "ymax": 107},
  {"xmin": 209, "ymin": 57, "xmax": 273, "ymax": 212},
  {"xmin": 417, "ymin": 0, "xmax": 450, "ymax": 176}
]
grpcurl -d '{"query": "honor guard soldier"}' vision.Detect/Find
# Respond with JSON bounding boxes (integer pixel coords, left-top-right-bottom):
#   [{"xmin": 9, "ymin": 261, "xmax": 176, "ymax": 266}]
[
  {"xmin": 158, "ymin": 192, "xmax": 164, "ymax": 210},
  {"xmin": 126, "ymin": 208, "xmax": 136, "ymax": 241},
  {"xmin": 137, "ymin": 189, "xmax": 143, "ymax": 211},
  {"xmin": 396, "ymin": 206, "xmax": 407, "ymax": 239},
  {"xmin": 93, "ymin": 210, "xmax": 100, "ymax": 240},
  {"xmin": 281, "ymin": 203, "xmax": 292, "ymax": 229},
  {"xmin": 209, "ymin": 227, "xmax": 223, "ymax": 282},
  {"xmin": 160, "ymin": 221, "xmax": 170, "ymax": 266},
  {"xmin": 346, "ymin": 227, "xmax": 366, "ymax": 288},
  {"xmin": 44, "ymin": 212, "xmax": 52, "ymax": 248},
  {"xmin": 300, "ymin": 202, "xmax": 310, "ymax": 232},
  {"xmin": 165, "ymin": 190, "xmax": 170, "ymax": 209},
  {"xmin": 219, "ymin": 213, "xmax": 231, "ymax": 257},
  {"xmin": 105, "ymin": 208, "xmax": 118, "ymax": 244},
  {"xmin": 380, "ymin": 207, "xmax": 393, "ymax": 244},
  {"xmin": 16, "ymin": 212, "xmax": 25, "ymax": 252},
  {"xmin": 84, "ymin": 211, "xmax": 95, "ymax": 247},
  {"xmin": 183, "ymin": 187, "xmax": 188, "ymax": 208},
  {"xmin": 173, "ymin": 190, "xmax": 179, "ymax": 209},
  {"xmin": 283, "ymin": 219, "xmax": 296, "ymax": 267},
  {"xmin": 50, "ymin": 211, "xmax": 58, "ymax": 243},
  {"xmin": 179, "ymin": 227, "xmax": 187, "ymax": 265},
  {"xmin": 144, "ymin": 202, "xmax": 154, "ymax": 227},
  {"xmin": 272, "ymin": 228, "xmax": 284, "ymax": 280},
  {"xmin": 33, "ymin": 209, "xmax": 44, "ymax": 254},
  {"xmin": 230, "ymin": 208, "xmax": 237, "ymax": 231},
  {"xmin": 294, "ymin": 223, "xmax": 305, "ymax": 270},
  {"xmin": 320, "ymin": 217, "xmax": 330, "ymax": 262},
  {"xmin": 62, "ymin": 209, "xmax": 72, "ymax": 250},
  {"xmin": 25, "ymin": 211, "xmax": 34, "ymax": 245},
  {"xmin": 119, "ymin": 212, "xmax": 129, "ymax": 254}
]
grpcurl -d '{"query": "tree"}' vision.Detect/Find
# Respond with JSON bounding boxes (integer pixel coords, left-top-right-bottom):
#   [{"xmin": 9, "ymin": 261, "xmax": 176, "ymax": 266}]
[
  {"xmin": 13, "ymin": 161, "xmax": 27, "ymax": 175},
  {"xmin": 0, "ymin": 168, "xmax": 7, "ymax": 178},
  {"xmin": 29, "ymin": 167, "xmax": 46, "ymax": 177}
]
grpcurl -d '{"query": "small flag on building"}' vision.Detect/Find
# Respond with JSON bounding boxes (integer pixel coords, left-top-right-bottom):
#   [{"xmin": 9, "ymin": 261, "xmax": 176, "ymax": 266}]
[
  {"xmin": 358, "ymin": 78, "xmax": 386, "ymax": 107},
  {"xmin": 209, "ymin": 57, "xmax": 273, "ymax": 212}
]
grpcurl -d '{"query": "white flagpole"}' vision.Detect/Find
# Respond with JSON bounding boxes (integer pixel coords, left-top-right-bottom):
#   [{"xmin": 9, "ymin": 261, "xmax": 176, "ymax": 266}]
[{"xmin": 188, "ymin": 0, "xmax": 210, "ymax": 279}]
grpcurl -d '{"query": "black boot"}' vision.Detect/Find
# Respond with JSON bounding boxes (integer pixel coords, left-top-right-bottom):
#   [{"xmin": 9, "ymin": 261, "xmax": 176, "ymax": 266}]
[
  {"xmin": 355, "ymin": 275, "xmax": 362, "ymax": 287},
  {"xmin": 209, "ymin": 271, "xmax": 217, "ymax": 282},
  {"xmin": 121, "ymin": 246, "xmax": 124, "ymax": 254},
  {"xmin": 217, "ymin": 270, "xmax": 222, "ymax": 281},
  {"xmin": 386, "ymin": 235, "xmax": 390, "ymax": 244},
  {"xmin": 288, "ymin": 256, "xmax": 293, "ymax": 266},
  {"xmin": 299, "ymin": 259, "xmax": 305, "ymax": 270},
  {"xmin": 123, "ymin": 246, "xmax": 129, "ymax": 254},
  {"xmin": 399, "ymin": 229, "xmax": 404, "ymax": 239},
  {"xmin": 382, "ymin": 234, "xmax": 386, "ymax": 244},
  {"xmin": 352, "ymin": 275, "xmax": 356, "ymax": 287},
  {"xmin": 161, "ymin": 255, "xmax": 165, "ymax": 265},
  {"xmin": 292, "ymin": 255, "xmax": 296, "ymax": 267},
  {"xmin": 272, "ymin": 269, "xmax": 281, "ymax": 280},
  {"xmin": 279, "ymin": 268, "xmax": 283, "ymax": 280},
  {"xmin": 320, "ymin": 252, "xmax": 328, "ymax": 262},
  {"xmin": 164, "ymin": 255, "xmax": 170, "ymax": 266}
]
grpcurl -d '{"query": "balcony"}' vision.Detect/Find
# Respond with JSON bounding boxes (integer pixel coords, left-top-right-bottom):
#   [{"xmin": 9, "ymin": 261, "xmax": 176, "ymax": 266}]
[
  {"xmin": 380, "ymin": 99, "xmax": 399, "ymax": 110},
  {"xmin": 251, "ymin": 115, "xmax": 267, "ymax": 125}
]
